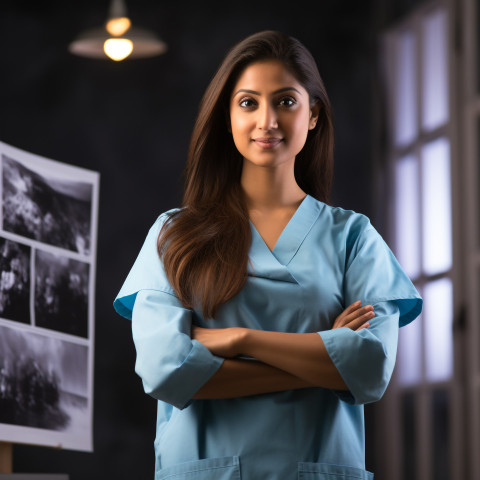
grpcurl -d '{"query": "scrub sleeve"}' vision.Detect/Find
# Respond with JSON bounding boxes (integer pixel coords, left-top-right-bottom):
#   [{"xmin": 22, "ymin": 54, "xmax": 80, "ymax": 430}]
[
  {"xmin": 318, "ymin": 219, "xmax": 423, "ymax": 405},
  {"xmin": 113, "ymin": 213, "xmax": 224, "ymax": 410}
]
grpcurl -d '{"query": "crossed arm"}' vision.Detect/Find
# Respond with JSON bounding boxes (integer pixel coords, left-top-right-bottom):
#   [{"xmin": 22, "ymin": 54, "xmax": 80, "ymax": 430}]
[{"xmin": 192, "ymin": 301, "xmax": 374, "ymax": 399}]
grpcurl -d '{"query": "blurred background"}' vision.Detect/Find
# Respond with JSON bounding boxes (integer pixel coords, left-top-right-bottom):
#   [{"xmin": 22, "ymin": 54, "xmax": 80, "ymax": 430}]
[{"xmin": 1, "ymin": 0, "xmax": 478, "ymax": 479}]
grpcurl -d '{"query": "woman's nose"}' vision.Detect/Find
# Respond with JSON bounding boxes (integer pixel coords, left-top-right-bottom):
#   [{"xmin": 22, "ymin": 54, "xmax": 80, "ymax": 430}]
[{"xmin": 257, "ymin": 103, "xmax": 278, "ymax": 130}]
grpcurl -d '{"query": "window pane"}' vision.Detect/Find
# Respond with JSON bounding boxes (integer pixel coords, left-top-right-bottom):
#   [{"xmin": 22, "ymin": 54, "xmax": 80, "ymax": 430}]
[
  {"xmin": 394, "ymin": 29, "xmax": 418, "ymax": 147},
  {"xmin": 397, "ymin": 309, "xmax": 423, "ymax": 386},
  {"xmin": 421, "ymin": 138, "xmax": 452, "ymax": 275},
  {"xmin": 432, "ymin": 389, "xmax": 450, "ymax": 480},
  {"xmin": 421, "ymin": 9, "xmax": 449, "ymax": 130},
  {"xmin": 424, "ymin": 278, "xmax": 453, "ymax": 382},
  {"xmin": 395, "ymin": 155, "xmax": 420, "ymax": 278}
]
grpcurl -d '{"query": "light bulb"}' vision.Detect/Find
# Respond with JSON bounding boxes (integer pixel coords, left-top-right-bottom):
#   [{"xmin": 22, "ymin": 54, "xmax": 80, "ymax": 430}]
[
  {"xmin": 105, "ymin": 17, "xmax": 131, "ymax": 36},
  {"xmin": 103, "ymin": 38, "xmax": 133, "ymax": 61}
]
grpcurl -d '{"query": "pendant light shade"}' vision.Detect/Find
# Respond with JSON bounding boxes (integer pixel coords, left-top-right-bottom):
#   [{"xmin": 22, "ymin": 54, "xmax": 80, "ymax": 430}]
[{"xmin": 69, "ymin": 0, "xmax": 167, "ymax": 61}]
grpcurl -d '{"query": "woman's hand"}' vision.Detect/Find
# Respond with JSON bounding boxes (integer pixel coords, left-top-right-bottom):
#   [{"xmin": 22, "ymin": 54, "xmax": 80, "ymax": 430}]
[
  {"xmin": 191, "ymin": 325, "xmax": 247, "ymax": 358},
  {"xmin": 333, "ymin": 301, "xmax": 374, "ymax": 331}
]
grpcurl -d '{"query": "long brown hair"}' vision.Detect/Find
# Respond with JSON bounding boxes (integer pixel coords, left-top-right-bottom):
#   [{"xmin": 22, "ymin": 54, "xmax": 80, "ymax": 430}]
[{"xmin": 158, "ymin": 30, "xmax": 334, "ymax": 319}]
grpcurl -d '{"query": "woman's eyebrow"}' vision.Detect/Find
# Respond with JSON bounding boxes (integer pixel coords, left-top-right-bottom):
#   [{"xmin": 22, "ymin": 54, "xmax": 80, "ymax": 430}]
[{"xmin": 232, "ymin": 87, "xmax": 303, "ymax": 97}]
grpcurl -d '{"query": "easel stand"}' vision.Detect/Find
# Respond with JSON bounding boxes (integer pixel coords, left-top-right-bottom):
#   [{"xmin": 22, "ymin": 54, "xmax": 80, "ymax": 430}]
[
  {"xmin": 0, "ymin": 443, "xmax": 68, "ymax": 479},
  {"xmin": 0, "ymin": 443, "xmax": 12, "ymax": 474}
]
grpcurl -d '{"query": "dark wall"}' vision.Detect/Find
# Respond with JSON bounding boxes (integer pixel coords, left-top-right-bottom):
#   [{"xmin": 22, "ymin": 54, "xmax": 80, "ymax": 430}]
[{"xmin": 0, "ymin": 1, "xmax": 388, "ymax": 478}]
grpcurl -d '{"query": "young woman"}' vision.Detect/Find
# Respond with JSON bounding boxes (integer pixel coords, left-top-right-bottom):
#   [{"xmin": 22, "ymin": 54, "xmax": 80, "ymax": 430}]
[{"xmin": 114, "ymin": 30, "xmax": 422, "ymax": 480}]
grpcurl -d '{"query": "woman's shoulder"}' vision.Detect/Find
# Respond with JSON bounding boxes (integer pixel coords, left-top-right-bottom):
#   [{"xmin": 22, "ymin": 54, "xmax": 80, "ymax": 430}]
[
  {"xmin": 150, "ymin": 207, "xmax": 183, "ymax": 231},
  {"xmin": 309, "ymin": 197, "xmax": 372, "ymax": 233}
]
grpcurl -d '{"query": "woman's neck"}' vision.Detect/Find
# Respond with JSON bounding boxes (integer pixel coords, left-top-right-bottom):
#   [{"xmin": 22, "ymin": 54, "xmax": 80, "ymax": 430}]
[{"xmin": 240, "ymin": 160, "xmax": 306, "ymax": 211}]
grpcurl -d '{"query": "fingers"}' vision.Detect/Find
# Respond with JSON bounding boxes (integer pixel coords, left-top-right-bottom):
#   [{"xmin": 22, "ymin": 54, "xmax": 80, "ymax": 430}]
[
  {"xmin": 340, "ymin": 300, "xmax": 362, "ymax": 318},
  {"xmin": 347, "ymin": 306, "xmax": 374, "ymax": 328},
  {"xmin": 333, "ymin": 301, "xmax": 375, "ymax": 330},
  {"xmin": 355, "ymin": 322, "xmax": 370, "ymax": 332}
]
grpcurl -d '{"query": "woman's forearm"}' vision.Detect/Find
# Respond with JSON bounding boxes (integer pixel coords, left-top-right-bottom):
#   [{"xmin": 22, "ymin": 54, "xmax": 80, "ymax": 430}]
[
  {"xmin": 192, "ymin": 357, "xmax": 314, "ymax": 399},
  {"xmin": 191, "ymin": 326, "xmax": 348, "ymax": 391},
  {"xmin": 240, "ymin": 330, "xmax": 348, "ymax": 390},
  {"xmin": 191, "ymin": 303, "xmax": 374, "ymax": 395}
]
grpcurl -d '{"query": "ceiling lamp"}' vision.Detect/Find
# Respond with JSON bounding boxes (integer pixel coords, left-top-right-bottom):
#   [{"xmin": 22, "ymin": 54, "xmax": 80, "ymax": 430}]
[{"xmin": 69, "ymin": 0, "xmax": 167, "ymax": 61}]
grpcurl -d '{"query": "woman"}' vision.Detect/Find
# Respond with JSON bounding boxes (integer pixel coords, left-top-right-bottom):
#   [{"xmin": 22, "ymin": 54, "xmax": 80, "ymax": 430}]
[{"xmin": 114, "ymin": 30, "xmax": 422, "ymax": 480}]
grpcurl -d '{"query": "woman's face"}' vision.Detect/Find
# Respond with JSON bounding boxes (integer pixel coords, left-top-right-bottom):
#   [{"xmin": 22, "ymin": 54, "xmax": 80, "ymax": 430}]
[{"xmin": 229, "ymin": 60, "xmax": 318, "ymax": 170}]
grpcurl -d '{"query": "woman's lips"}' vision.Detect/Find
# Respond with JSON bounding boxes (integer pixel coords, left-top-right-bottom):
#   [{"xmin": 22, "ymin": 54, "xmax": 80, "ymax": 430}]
[{"xmin": 253, "ymin": 137, "xmax": 283, "ymax": 148}]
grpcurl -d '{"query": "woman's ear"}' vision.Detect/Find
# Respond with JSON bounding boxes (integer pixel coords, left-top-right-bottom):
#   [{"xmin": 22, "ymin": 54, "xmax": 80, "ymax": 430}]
[{"xmin": 309, "ymin": 103, "xmax": 320, "ymax": 130}]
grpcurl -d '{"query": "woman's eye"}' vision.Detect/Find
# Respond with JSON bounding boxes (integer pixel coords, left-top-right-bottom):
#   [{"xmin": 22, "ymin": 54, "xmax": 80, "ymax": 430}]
[
  {"xmin": 239, "ymin": 98, "xmax": 256, "ymax": 108},
  {"xmin": 279, "ymin": 97, "xmax": 296, "ymax": 107}
]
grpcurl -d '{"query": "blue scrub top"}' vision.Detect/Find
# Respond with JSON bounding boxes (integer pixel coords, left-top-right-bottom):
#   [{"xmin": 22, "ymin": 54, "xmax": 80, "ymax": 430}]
[{"xmin": 114, "ymin": 195, "xmax": 422, "ymax": 480}]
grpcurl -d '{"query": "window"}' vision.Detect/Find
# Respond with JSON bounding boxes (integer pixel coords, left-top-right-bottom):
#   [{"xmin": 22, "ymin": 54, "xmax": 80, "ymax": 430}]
[
  {"xmin": 389, "ymin": 7, "xmax": 452, "ymax": 389},
  {"xmin": 378, "ymin": 4, "xmax": 455, "ymax": 479}
]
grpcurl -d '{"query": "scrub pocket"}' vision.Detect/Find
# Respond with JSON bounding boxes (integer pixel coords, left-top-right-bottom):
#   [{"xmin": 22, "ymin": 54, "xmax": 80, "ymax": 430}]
[
  {"xmin": 298, "ymin": 462, "xmax": 374, "ymax": 480},
  {"xmin": 157, "ymin": 456, "xmax": 241, "ymax": 480}
]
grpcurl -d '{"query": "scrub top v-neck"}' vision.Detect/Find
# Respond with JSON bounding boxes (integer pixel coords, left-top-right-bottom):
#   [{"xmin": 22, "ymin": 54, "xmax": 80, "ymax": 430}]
[
  {"xmin": 249, "ymin": 193, "xmax": 320, "ymax": 265},
  {"xmin": 114, "ymin": 194, "xmax": 422, "ymax": 480}
]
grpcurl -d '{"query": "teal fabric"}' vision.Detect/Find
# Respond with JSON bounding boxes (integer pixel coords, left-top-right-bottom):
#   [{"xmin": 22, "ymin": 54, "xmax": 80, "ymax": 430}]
[{"xmin": 114, "ymin": 195, "xmax": 422, "ymax": 479}]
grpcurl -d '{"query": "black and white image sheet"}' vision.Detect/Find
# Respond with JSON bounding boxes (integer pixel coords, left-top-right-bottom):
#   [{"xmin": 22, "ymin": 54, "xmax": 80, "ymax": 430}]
[
  {"xmin": 2, "ymin": 153, "xmax": 92, "ymax": 254},
  {"xmin": 0, "ymin": 141, "xmax": 99, "ymax": 452}
]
